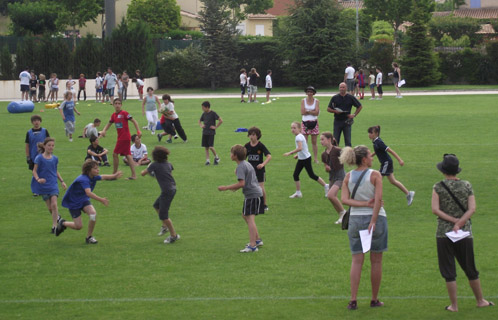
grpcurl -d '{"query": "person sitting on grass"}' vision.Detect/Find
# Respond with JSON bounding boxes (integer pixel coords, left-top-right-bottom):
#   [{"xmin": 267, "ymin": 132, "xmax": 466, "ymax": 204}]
[
  {"xmin": 85, "ymin": 136, "xmax": 110, "ymax": 167},
  {"xmin": 56, "ymin": 159, "xmax": 122, "ymax": 244},
  {"xmin": 124, "ymin": 134, "xmax": 150, "ymax": 166},
  {"xmin": 80, "ymin": 118, "xmax": 101, "ymax": 139}
]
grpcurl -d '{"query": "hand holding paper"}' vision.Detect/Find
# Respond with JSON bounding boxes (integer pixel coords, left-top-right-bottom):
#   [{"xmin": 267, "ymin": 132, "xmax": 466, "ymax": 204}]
[{"xmin": 445, "ymin": 230, "xmax": 471, "ymax": 243}]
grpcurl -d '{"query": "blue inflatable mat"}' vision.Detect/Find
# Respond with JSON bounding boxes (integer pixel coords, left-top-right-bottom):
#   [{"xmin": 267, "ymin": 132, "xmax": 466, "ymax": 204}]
[{"xmin": 7, "ymin": 101, "xmax": 35, "ymax": 113}]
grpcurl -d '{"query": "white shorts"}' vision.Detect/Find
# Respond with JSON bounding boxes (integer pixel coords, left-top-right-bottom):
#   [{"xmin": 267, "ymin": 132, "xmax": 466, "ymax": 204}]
[{"xmin": 146, "ymin": 110, "xmax": 158, "ymax": 125}]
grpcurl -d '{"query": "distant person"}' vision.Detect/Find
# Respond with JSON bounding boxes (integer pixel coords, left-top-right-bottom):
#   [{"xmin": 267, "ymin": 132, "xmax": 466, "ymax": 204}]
[
  {"xmin": 134, "ymin": 69, "xmax": 144, "ymax": 100},
  {"xmin": 357, "ymin": 69, "xmax": 365, "ymax": 100},
  {"xmin": 38, "ymin": 74, "xmax": 47, "ymax": 102},
  {"xmin": 29, "ymin": 71, "xmax": 38, "ymax": 102},
  {"xmin": 104, "ymin": 67, "xmax": 118, "ymax": 104},
  {"xmin": 78, "ymin": 73, "xmax": 87, "ymax": 101},
  {"xmin": 59, "ymin": 91, "xmax": 80, "ymax": 142},
  {"xmin": 391, "ymin": 62, "xmax": 402, "ymax": 98},
  {"xmin": 301, "ymin": 86, "xmax": 321, "ymax": 163},
  {"xmin": 199, "ymin": 101, "xmax": 222, "ymax": 165},
  {"xmin": 19, "ymin": 67, "xmax": 31, "ymax": 101},
  {"xmin": 327, "ymin": 82, "xmax": 362, "ymax": 147},
  {"xmin": 248, "ymin": 68, "xmax": 260, "ymax": 103},
  {"xmin": 375, "ymin": 67, "xmax": 383, "ymax": 100},
  {"xmin": 95, "ymin": 72, "xmax": 103, "ymax": 102},
  {"xmin": 344, "ymin": 62, "xmax": 355, "ymax": 95},
  {"xmin": 239, "ymin": 68, "xmax": 247, "ymax": 103},
  {"xmin": 141, "ymin": 87, "xmax": 160, "ymax": 135},
  {"xmin": 121, "ymin": 71, "xmax": 129, "ymax": 100},
  {"xmin": 340, "ymin": 145, "xmax": 387, "ymax": 310},
  {"xmin": 431, "ymin": 154, "xmax": 494, "ymax": 312},
  {"xmin": 368, "ymin": 70, "xmax": 376, "ymax": 100},
  {"xmin": 265, "ymin": 69, "xmax": 272, "ymax": 102},
  {"xmin": 157, "ymin": 94, "xmax": 188, "ymax": 143}
]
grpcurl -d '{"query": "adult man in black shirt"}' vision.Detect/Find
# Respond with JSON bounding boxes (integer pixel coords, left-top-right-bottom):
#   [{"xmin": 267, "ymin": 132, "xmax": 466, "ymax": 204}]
[{"xmin": 327, "ymin": 82, "xmax": 362, "ymax": 147}]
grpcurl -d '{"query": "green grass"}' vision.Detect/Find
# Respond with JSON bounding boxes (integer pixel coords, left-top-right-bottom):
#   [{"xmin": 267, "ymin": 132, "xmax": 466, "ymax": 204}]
[{"xmin": 1, "ymin": 95, "xmax": 497, "ymax": 319}]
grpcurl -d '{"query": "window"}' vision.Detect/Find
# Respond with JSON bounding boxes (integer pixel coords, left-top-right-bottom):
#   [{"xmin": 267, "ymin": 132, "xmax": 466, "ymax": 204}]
[
  {"xmin": 470, "ymin": 0, "xmax": 481, "ymax": 8},
  {"xmin": 237, "ymin": 24, "xmax": 246, "ymax": 35},
  {"xmin": 255, "ymin": 25, "xmax": 264, "ymax": 36}
]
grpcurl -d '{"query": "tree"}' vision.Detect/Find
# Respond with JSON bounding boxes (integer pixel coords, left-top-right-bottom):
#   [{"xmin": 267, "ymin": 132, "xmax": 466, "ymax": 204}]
[
  {"xmin": 0, "ymin": 0, "xmax": 16, "ymax": 15},
  {"xmin": 56, "ymin": 0, "xmax": 101, "ymax": 49},
  {"xmin": 401, "ymin": 1, "xmax": 440, "ymax": 86},
  {"xmin": 127, "ymin": 0, "xmax": 181, "ymax": 35},
  {"xmin": 369, "ymin": 20, "xmax": 394, "ymax": 41},
  {"xmin": 277, "ymin": 0, "xmax": 353, "ymax": 87},
  {"xmin": 8, "ymin": 1, "xmax": 60, "ymax": 36},
  {"xmin": 0, "ymin": 44, "xmax": 14, "ymax": 80}
]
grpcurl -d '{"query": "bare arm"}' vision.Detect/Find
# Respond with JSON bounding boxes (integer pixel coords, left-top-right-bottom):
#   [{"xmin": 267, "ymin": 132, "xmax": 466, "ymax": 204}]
[
  {"xmin": 100, "ymin": 171, "xmax": 123, "ymax": 181},
  {"xmin": 56, "ymin": 171, "xmax": 67, "ymax": 190},
  {"xmin": 368, "ymin": 171, "xmax": 383, "ymax": 232},
  {"xmin": 284, "ymin": 141, "xmax": 302, "ymax": 156},
  {"xmin": 59, "ymin": 104, "xmax": 65, "ymax": 120},
  {"xmin": 141, "ymin": 168, "xmax": 149, "ymax": 176},
  {"xmin": 348, "ymin": 104, "xmax": 363, "ymax": 119},
  {"xmin": 141, "ymin": 98, "xmax": 146, "ymax": 115},
  {"xmin": 73, "ymin": 105, "xmax": 81, "ymax": 116},
  {"xmin": 130, "ymin": 118, "xmax": 141, "ymax": 135},
  {"xmin": 257, "ymin": 154, "xmax": 272, "ymax": 170},
  {"xmin": 85, "ymin": 188, "xmax": 109, "ymax": 206},
  {"xmin": 101, "ymin": 122, "xmax": 112, "ymax": 137},
  {"xmin": 387, "ymin": 147, "xmax": 404, "ymax": 166},
  {"xmin": 214, "ymin": 117, "xmax": 223, "ymax": 129},
  {"xmin": 218, "ymin": 179, "xmax": 245, "ymax": 192},
  {"xmin": 25, "ymin": 143, "xmax": 30, "ymax": 158}
]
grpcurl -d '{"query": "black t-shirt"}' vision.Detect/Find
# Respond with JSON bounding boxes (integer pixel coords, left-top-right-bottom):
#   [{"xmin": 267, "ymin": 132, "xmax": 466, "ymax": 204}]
[
  {"xmin": 249, "ymin": 73, "xmax": 259, "ymax": 86},
  {"xmin": 328, "ymin": 93, "xmax": 361, "ymax": 121},
  {"xmin": 244, "ymin": 141, "xmax": 271, "ymax": 172},
  {"xmin": 147, "ymin": 161, "xmax": 176, "ymax": 192},
  {"xmin": 39, "ymin": 79, "xmax": 46, "ymax": 89},
  {"xmin": 86, "ymin": 144, "xmax": 104, "ymax": 159},
  {"xmin": 200, "ymin": 110, "xmax": 219, "ymax": 135},
  {"xmin": 30, "ymin": 79, "xmax": 37, "ymax": 88},
  {"xmin": 373, "ymin": 137, "xmax": 392, "ymax": 164}
]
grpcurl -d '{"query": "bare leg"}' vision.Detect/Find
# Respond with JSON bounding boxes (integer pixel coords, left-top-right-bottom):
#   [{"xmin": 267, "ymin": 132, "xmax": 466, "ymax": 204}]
[
  {"xmin": 311, "ymin": 134, "xmax": 319, "ymax": 163},
  {"xmin": 317, "ymin": 176, "xmax": 326, "ymax": 187},
  {"xmin": 209, "ymin": 147, "xmax": 218, "ymax": 158},
  {"xmin": 259, "ymin": 182, "xmax": 267, "ymax": 206},
  {"xmin": 445, "ymin": 281, "xmax": 458, "ymax": 312},
  {"xmin": 469, "ymin": 279, "xmax": 492, "ymax": 307},
  {"xmin": 113, "ymin": 153, "xmax": 119, "ymax": 174},
  {"xmin": 295, "ymin": 180, "xmax": 301, "ymax": 192},
  {"xmin": 370, "ymin": 252, "xmax": 383, "ymax": 301},
  {"xmin": 266, "ymin": 90, "xmax": 270, "ymax": 102},
  {"xmin": 63, "ymin": 216, "xmax": 83, "ymax": 230},
  {"xmin": 350, "ymin": 253, "xmax": 365, "ymax": 301},
  {"xmin": 125, "ymin": 154, "xmax": 136, "ymax": 179},
  {"xmin": 83, "ymin": 205, "xmax": 97, "ymax": 238},
  {"xmin": 386, "ymin": 174, "xmax": 409, "ymax": 195},
  {"xmin": 205, "ymin": 148, "xmax": 210, "ymax": 161},
  {"xmin": 327, "ymin": 184, "xmax": 345, "ymax": 214},
  {"xmin": 243, "ymin": 214, "xmax": 259, "ymax": 247},
  {"xmin": 49, "ymin": 196, "xmax": 59, "ymax": 227},
  {"xmin": 163, "ymin": 218, "xmax": 176, "ymax": 237}
]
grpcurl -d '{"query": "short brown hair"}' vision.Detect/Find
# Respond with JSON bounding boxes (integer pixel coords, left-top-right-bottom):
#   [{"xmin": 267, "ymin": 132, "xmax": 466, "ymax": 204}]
[
  {"xmin": 231, "ymin": 144, "xmax": 246, "ymax": 161},
  {"xmin": 31, "ymin": 115, "xmax": 42, "ymax": 123},
  {"xmin": 82, "ymin": 159, "xmax": 99, "ymax": 175},
  {"xmin": 247, "ymin": 127, "xmax": 262, "ymax": 140}
]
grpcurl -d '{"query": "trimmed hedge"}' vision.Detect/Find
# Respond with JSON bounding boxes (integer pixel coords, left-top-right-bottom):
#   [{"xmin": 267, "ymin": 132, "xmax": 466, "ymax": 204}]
[{"xmin": 157, "ymin": 44, "xmax": 207, "ymax": 88}]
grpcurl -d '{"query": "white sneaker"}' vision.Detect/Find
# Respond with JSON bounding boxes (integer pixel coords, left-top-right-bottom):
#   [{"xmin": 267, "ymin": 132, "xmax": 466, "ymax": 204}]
[
  {"xmin": 240, "ymin": 245, "xmax": 258, "ymax": 253},
  {"xmin": 289, "ymin": 192, "xmax": 302, "ymax": 198},
  {"xmin": 335, "ymin": 211, "xmax": 347, "ymax": 224},
  {"xmin": 151, "ymin": 130, "xmax": 155, "ymax": 135},
  {"xmin": 369, "ymin": 98, "xmax": 375, "ymax": 100},
  {"xmin": 158, "ymin": 226, "xmax": 169, "ymax": 236},
  {"xmin": 324, "ymin": 184, "xmax": 329, "ymax": 197},
  {"xmin": 246, "ymin": 240, "xmax": 264, "ymax": 247},
  {"xmin": 407, "ymin": 191, "xmax": 415, "ymax": 206},
  {"xmin": 164, "ymin": 234, "xmax": 180, "ymax": 244},
  {"xmin": 69, "ymin": 138, "xmax": 73, "ymax": 142}
]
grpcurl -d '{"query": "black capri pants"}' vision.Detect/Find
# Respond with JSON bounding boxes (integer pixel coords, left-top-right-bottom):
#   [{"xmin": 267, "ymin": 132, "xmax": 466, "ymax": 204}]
[
  {"xmin": 293, "ymin": 157, "xmax": 319, "ymax": 181},
  {"xmin": 437, "ymin": 237, "xmax": 479, "ymax": 282}
]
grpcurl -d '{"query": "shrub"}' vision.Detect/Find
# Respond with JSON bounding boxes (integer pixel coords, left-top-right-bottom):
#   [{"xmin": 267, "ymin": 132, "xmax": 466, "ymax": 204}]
[
  {"xmin": 165, "ymin": 29, "xmax": 204, "ymax": 40},
  {"xmin": 73, "ymin": 34, "xmax": 103, "ymax": 77},
  {"xmin": 0, "ymin": 44, "xmax": 13, "ymax": 79},
  {"xmin": 157, "ymin": 45, "xmax": 207, "ymax": 88},
  {"xmin": 368, "ymin": 39, "xmax": 394, "ymax": 80},
  {"xmin": 429, "ymin": 16, "xmax": 482, "ymax": 47},
  {"xmin": 369, "ymin": 20, "xmax": 394, "ymax": 42},
  {"xmin": 438, "ymin": 48, "xmax": 490, "ymax": 84}
]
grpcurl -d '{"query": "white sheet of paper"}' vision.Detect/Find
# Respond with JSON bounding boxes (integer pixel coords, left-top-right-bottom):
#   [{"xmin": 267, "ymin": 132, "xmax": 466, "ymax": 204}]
[
  {"xmin": 445, "ymin": 230, "xmax": 471, "ymax": 243},
  {"xmin": 359, "ymin": 229, "xmax": 373, "ymax": 253},
  {"xmin": 398, "ymin": 79, "xmax": 406, "ymax": 87}
]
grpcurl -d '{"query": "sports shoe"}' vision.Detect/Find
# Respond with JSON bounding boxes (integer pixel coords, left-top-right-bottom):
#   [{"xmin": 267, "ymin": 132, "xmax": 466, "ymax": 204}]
[
  {"xmin": 55, "ymin": 219, "xmax": 66, "ymax": 236},
  {"xmin": 157, "ymin": 133, "xmax": 162, "ymax": 142},
  {"xmin": 164, "ymin": 234, "xmax": 180, "ymax": 244},
  {"xmin": 57, "ymin": 215, "xmax": 61, "ymax": 223},
  {"xmin": 240, "ymin": 245, "xmax": 258, "ymax": 253},
  {"xmin": 335, "ymin": 210, "xmax": 347, "ymax": 224},
  {"xmin": 407, "ymin": 191, "xmax": 415, "ymax": 206},
  {"xmin": 264, "ymin": 205, "xmax": 269, "ymax": 211},
  {"xmin": 103, "ymin": 162, "xmax": 110, "ymax": 167},
  {"xmin": 158, "ymin": 226, "xmax": 169, "ymax": 236},
  {"xmin": 151, "ymin": 130, "xmax": 155, "ymax": 135},
  {"xmin": 166, "ymin": 139, "xmax": 172, "ymax": 143},
  {"xmin": 183, "ymin": 140, "xmax": 188, "ymax": 143},
  {"xmin": 51, "ymin": 226, "xmax": 56, "ymax": 234},
  {"xmin": 347, "ymin": 300, "xmax": 358, "ymax": 310},
  {"xmin": 369, "ymin": 98, "xmax": 375, "ymax": 100},
  {"xmin": 174, "ymin": 134, "xmax": 179, "ymax": 139},
  {"xmin": 85, "ymin": 236, "xmax": 98, "ymax": 244},
  {"xmin": 205, "ymin": 160, "xmax": 210, "ymax": 166},
  {"xmin": 246, "ymin": 239, "xmax": 264, "ymax": 247},
  {"xmin": 370, "ymin": 300, "xmax": 384, "ymax": 307},
  {"xmin": 324, "ymin": 184, "xmax": 329, "ymax": 197},
  {"xmin": 289, "ymin": 192, "xmax": 302, "ymax": 198},
  {"xmin": 69, "ymin": 138, "xmax": 73, "ymax": 142},
  {"xmin": 214, "ymin": 157, "xmax": 220, "ymax": 165}
]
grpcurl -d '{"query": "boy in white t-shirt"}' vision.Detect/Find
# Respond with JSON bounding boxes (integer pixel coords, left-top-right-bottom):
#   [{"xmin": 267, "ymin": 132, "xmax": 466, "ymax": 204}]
[
  {"xmin": 124, "ymin": 134, "xmax": 151, "ymax": 166},
  {"xmin": 376, "ymin": 67, "xmax": 383, "ymax": 100},
  {"xmin": 265, "ymin": 70, "xmax": 272, "ymax": 103}
]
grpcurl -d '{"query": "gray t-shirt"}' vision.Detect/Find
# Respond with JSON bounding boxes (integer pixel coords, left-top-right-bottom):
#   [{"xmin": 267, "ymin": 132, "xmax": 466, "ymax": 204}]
[
  {"xmin": 147, "ymin": 161, "xmax": 176, "ymax": 192},
  {"xmin": 200, "ymin": 110, "xmax": 219, "ymax": 135},
  {"xmin": 105, "ymin": 73, "xmax": 117, "ymax": 88},
  {"xmin": 236, "ymin": 161, "xmax": 262, "ymax": 199},
  {"xmin": 85, "ymin": 123, "xmax": 98, "ymax": 138}
]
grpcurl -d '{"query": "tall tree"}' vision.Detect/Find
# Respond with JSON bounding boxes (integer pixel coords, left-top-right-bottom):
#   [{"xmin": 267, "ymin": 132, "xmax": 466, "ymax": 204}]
[
  {"xmin": 127, "ymin": 0, "xmax": 181, "ymax": 35},
  {"xmin": 56, "ymin": 0, "xmax": 101, "ymax": 49},
  {"xmin": 401, "ymin": 1, "xmax": 440, "ymax": 86},
  {"xmin": 8, "ymin": 1, "xmax": 60, "ymax": 36},
  {"xmin": 277, "ymin": 0, "xmax": 353, "ymax": 87}
]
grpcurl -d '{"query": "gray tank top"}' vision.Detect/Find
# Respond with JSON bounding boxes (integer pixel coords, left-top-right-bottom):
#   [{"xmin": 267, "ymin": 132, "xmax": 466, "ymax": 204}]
[{"xmin": 145, "ymin": 95, "xmax": 157, "ymax": 111}]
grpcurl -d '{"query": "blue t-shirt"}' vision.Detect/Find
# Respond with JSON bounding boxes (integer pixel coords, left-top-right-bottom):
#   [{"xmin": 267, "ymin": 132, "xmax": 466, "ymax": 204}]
[
  {"xmin": 373, "ymin": 137, "xmax": 392, "ymax": 164},
  {"xmin": 31, "ymin": 154, "xmax": 59, "ymax": 195},
  {"xmin": 62, "ymin": 174, "xmax": 102, "ymax": 209},
  {"xmin": 61, "ymin": 100, "xmax": 75, "ymax": 122}
]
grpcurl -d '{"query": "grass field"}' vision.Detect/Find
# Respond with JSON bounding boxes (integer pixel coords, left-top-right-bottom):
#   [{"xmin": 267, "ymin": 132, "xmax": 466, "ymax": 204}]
[{"xmin": 1, "ymin": 93, "xmax": 497, "ymax": 319}]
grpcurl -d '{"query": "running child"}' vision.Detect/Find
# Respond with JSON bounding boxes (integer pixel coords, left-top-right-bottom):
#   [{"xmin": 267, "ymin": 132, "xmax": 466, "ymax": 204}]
[
  {"xmin": 284, "ymin": 121, "xmax": 328, "ymax": 198},
  {"xmin": 320, "ymin": 131, "xmax": 347, "ymax": 224},
  {"xmin": 368, "ymin": 125, "xmax": 415, "ymax": 205},
  {"xmin": 85, "ymin": 136, "xmax": 110, "ymax": 167},
  {"xmin": 218, "ymin": 144, "xmax": 264, "ymax": 253},
  {"xmin": 56, "ymin": 159, "xmax": 122, "ymax": 244},
  {"xmin": 124, "ymin": 134, "xmax": 150, "ymax": 166},
  {"xmin": 101, "ymin": 99, "xmax": 141, "ymax": 180},
  {"xmin": 141, "ymin": 146, "xmax": 180, "ymax": 244},
  {"xmin": 157, "ymin": 94, "xmax": 188, "ymax": 143},
  {"xmin": 59, "ymin": 91, "xmax": 80, "ymax": 142},
  {"xmin": 141, "ymin": 87, "xmax": 160, "ymax": 135},
  {"xmin": 199, "ymin": 101, "xmax": 222, "ymax": 165},
  {"xmin": 31, "ymin": 138, "xmax": 67, "ymax": 233},
  {"xmin": 244, "ymin": 127, "xmax": 271, "ymax": 211}
]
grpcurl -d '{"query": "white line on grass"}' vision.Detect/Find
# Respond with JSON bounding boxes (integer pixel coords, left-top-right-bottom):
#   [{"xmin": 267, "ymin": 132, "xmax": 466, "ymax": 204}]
[{"xmin": 2, "ymin": 295, "xmax": 497, "ymax": 304}]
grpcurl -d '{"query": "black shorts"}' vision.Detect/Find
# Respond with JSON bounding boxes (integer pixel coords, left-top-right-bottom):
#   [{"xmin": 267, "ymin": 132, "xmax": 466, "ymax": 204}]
[
  {"xmin": 21, "ymin": 84, "xmax": 30, "ymax": 92},
  {"xmin": 266, "ymin": 88, "xmax": 271, "ymax": 92},
  {"xmin": 68, "ymin": 200, "xmax": 92, "ymax": 219},
  {"xmin": 240, "ymin": 84, "xmax": 246, "ymax": 95},
  {"xmin": 255, "ymin": 170, "xmax": 266, "ymax": 183},
  {"xmin": 377, "ymin": 85, "xmax": 383, "ymax": 95},
  {"xmin": 242, "ymin": 197, "xmax": 264, "ymax": 216},
  {"xmin": 437, "ymin": 237, "xmax": 479, "ymax": 282},
  {"xmin": 379, "ymin": 161, "xmax": 393, "ymax": 176},
  {"xmin": 202, "ymin": 134, "xmax": 215, "ymax": 148},
  {"xmin": 153, "ymin": 189, "xmax": 176, "ymax": 220}
]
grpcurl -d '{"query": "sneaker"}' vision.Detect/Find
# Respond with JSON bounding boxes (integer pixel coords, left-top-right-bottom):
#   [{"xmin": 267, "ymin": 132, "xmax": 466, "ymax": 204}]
[
  {"xmin": 51, "ymin": 226, "xmax": 56, "ymax": 234},
  {"xmin": 246, "ymin": 239, "xmax": 264, "ymax": 247},
  {"xmin": 157, "ymin": 133, "xmax": 163, "ymax": 142},
  {"xmin": 324, "ymin": 184, "xmax": 329, "ymax": 197},
  {"xmin": 214, "ymin": 157, "xmax": 220, "ymax": 165},
  {"xmin": 347, "ymin": 300, "xmax": 358, "ymax": 310},
  {"xmin": 55, "ymin": 219, "xmax": 66, "ymax": 236},
  {"xmin": 151, "ymin": 130, "xmax": 155, "ymax": 135},
  {"xmin": 289, "ymin": 192, "xmax": 302, "ymax": 198},
  {"xmin": 57, "ymin": 215, "xmax": 61, "ymax": 223},
  {"xmin": 69, "ymin": 138, "xmax": 73, "ymax": 142},
  {"xmin": 183, "ymin": 140, "xmax": 188, "ymax": 143},
  {"xmin": 166, "ymin": 139, "xmax": 172, "ymax": 143},
  {"xmin": 264, "ymin": 205, "xmax": 269, "ymax": 211},
  {"xmin": 369, "ymin": 98, "xmax": 375, "ymax": 100},
  {"xmin": 174, "ymin": 134, "xmax": 179, "ymax": 140},
  {"xmin": 164, "ymin": 234, "xmax": 180, "ymax": 244},
  {"xmin": 240, "ymin": 245, "xmax": 258, "ymax": 253},
  {"xmin": 335, "ymin": 211, "xmax": 347, "ymax": 224},
  {"xmin": 370, "ymin": 300, "xmax": 384, "ymax": 308},
  {"xmin": 33, "ymin": 193, "xmax": 39, "ymax": 197},
  {"xmin": 205, "ymin": 160, "xmax": 210, "ymax": 166},
  {"xmin": 103, "ymin": 162, "xmax": 111, "ymax": 167},
  {"xmin": 85, "ymin": 236, "xmax": 98, "ymax": 244},
  {"xmin": 158, "ymin": 226, "xmax": 169, "ymax": 236},
  {"xmin": 407, "ymin": 191, "xmax": 415, "ymax": 206}
]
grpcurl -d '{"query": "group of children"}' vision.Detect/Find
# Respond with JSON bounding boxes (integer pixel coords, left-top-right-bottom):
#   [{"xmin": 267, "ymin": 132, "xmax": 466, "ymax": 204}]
[{"xmin": 239, "ymin": 68, "xmax": 273, "ymax": 103}]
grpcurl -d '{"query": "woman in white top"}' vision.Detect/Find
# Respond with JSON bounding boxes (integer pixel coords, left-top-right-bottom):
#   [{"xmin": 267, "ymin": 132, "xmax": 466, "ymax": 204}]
[
  {"xmin": 284, "ymin": 121, "xmax": 327, "ymax": 199},
  {"xmin": 340, "ymin": 145, "xmax": 387, "ymax": 310},
  {"xmin": 301, "ymin": 86, "xmax": 321, "ymax": 164}
]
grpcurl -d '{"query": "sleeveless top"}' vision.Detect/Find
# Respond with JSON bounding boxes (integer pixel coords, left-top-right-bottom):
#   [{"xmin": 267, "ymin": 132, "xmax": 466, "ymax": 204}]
[
  {"xmin": 393, "ymin": 69, "xmax": 399, "ymax": 79},
  {"xmin": 145, "ymin": 95, "xmax": 157, "ymax": 112},
  {"xmin": 302, "ymin": 98, "xmax": 318, "ymax": 122},
  {"xmin": 348, "ymin": 169, "xmax": 386, "ymax": 217}
]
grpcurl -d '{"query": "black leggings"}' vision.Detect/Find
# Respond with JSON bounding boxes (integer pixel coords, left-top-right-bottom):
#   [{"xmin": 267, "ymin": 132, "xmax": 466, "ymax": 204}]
[
  {"xmin": 161, "ymin": 118, "xmax": 187, "ymax": 141},
  {"xmin": 293, "ymin": 157, "xmax": 319, "ymax": 181}
]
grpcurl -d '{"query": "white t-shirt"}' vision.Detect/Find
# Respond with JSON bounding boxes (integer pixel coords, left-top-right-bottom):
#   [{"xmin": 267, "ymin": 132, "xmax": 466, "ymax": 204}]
[
  {"xmin": 19, "ymin": 71, "xmax": 31, "ymax": 85},
  {"xmin": 295, "ymin": 133, "xmax": 311, "ymax": 160},
  {"xmin": 84, "ymin": 123, "xmax": 98, "ymax": 138},
  {"xmin": 345, "ymin": 66, "xmax": 355, "ymax": 80},
  {"xmin": 265, "ymin": 75, "xmax": 272, "ymax": 89},
  {"xmin": 95, "ymin": 76, "xmax": 103, "ymax": 88},
  {"xmin": 240, "ymin": 73, "xmax": 247, "ymax": 85},
  {"xmin": 376, "ymin": 72, "xmax": 383, "ymax": 85},
  {"xmin": 130, "ymin": 143, "xmax": 148, "ymax": 161},
  {"xmin": 164, "ymin": 102, "xmax": 178, "ymax": 120},
  {"xmin": 105, "ymin": 73, "xmax": 117, "ymax": 88}
]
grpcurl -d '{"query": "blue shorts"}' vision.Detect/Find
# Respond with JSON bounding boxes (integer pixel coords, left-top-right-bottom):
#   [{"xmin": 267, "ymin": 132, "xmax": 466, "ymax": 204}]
[
  {"xmin": 108, "ymin": 87, "xmax": 115, "ymax": 97},
  {"xmin": 348, "ymin": 215, "xmax": 388, "ymax": 254},
  {"xmin": 96, "ymin": 88, "xmax": 103, "ymax": 93},
  {"xmin": 42, "ymin": 194, "xmax": 58, "ymax": 201},
  {"xmin": 68, "ymin": 200, "xmax": 92, "ymax": 219},
  {"xmin": 379, "ymin": 161, "xmax": 393, "ymax": 176}
]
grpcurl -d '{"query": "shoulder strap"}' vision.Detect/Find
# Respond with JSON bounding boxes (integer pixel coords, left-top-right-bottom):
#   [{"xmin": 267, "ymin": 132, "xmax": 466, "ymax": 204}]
[
  {"xmin": 439, "ymin": 181, "xmax": 466, "ymax": 213},
  {"xmin": 351, "ymin": 169, "xmax": 368, "ymax": 199}
]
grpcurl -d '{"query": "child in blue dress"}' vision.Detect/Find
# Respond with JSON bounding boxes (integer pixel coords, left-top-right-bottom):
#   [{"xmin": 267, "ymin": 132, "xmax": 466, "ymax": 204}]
[
  {"xmin": 31, "ymin": 138, "xmax": 67, "ymax": 233},
  {"xmin": 368, "ymin": 125, "xmax": 415, "ymax": 206},
  {"xmin": 59, "ymin": 91, "xmax": 80, "ymax": 142}
]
